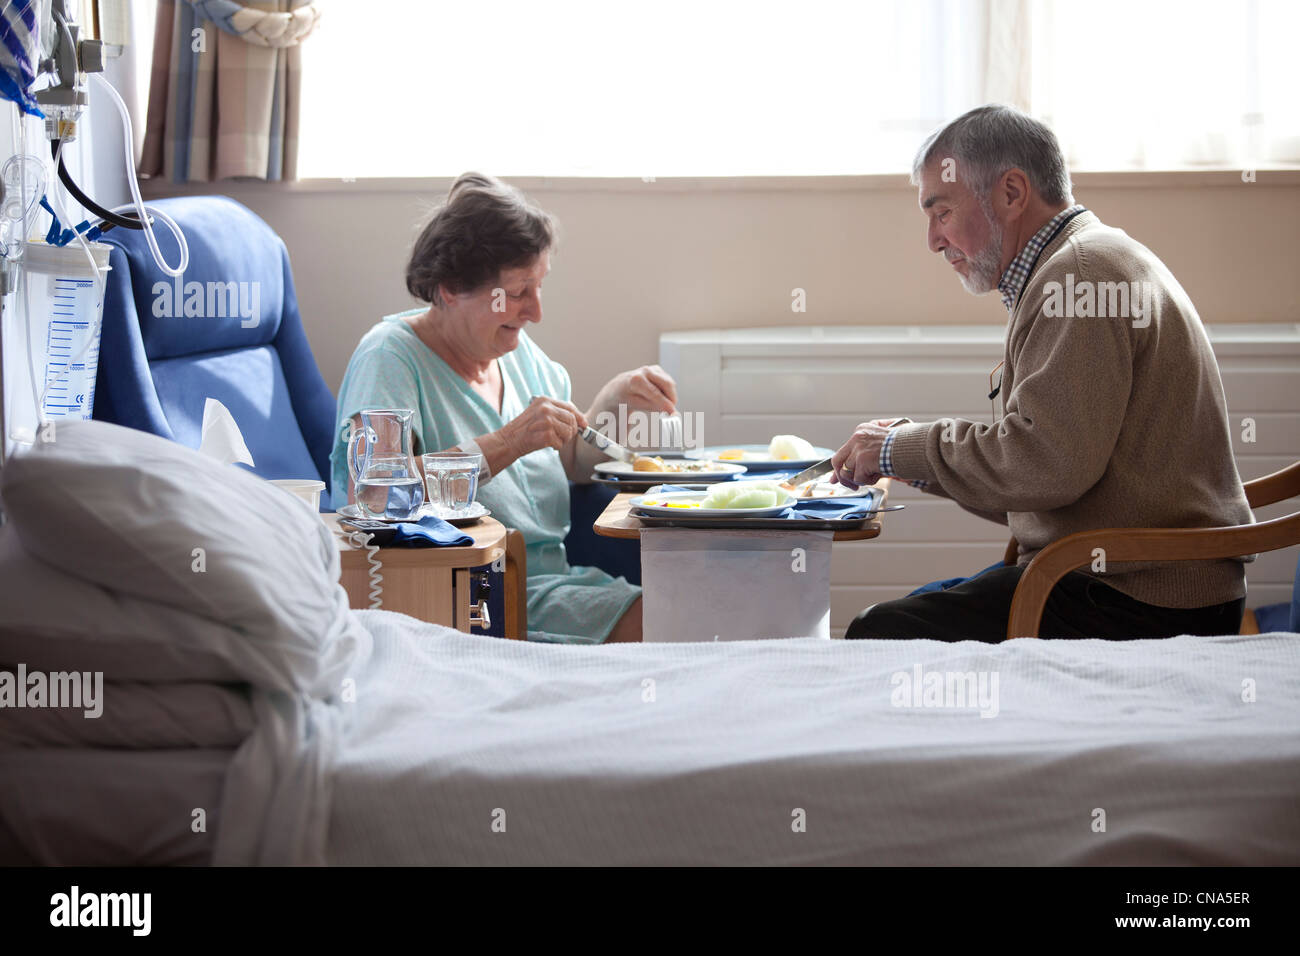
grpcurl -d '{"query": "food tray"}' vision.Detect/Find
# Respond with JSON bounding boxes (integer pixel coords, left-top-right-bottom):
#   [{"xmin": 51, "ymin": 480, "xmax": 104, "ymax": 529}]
[
  {"xmin": 630, "ymin": 513, "xmax": 883, "ymax": 531},
  {"xmin": 626, "ymin": 487, "xmax": 902, "ymax": 530}
]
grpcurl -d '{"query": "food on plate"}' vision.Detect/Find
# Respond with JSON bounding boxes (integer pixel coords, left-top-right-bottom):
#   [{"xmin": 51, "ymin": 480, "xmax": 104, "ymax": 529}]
[
  {"xmin": 768, "ymin": 434, "xmax": 816, "ymax": 461},
  {"xmin": 631, "ymin": 456, "xmax": 717, "ymax": 473},
  {"xmin": 701, "ymin": 480, "xmax": 790, "ymax": 510},
  {"xmin": 639, "ymin": 480, "xmax": 794, "ymax": 512},
  {"xmin": 716, "ymin": 449, "xmax": 747, "ymax": 461}
]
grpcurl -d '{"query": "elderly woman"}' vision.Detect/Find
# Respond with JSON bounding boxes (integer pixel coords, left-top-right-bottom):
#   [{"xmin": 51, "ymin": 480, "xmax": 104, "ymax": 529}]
[{"xmin": 330, "ymin": 172, "xmax": 676, "ymax": 644}]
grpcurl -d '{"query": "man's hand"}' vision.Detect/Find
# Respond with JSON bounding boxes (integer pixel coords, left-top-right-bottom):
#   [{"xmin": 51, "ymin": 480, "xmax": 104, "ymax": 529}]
[
  {"xmin": 500, "ymin": 396, "xmax": 588, "ymax": 458},
  {"xmin": 830, "ymin": 419, "xmax": 902, "ymax": 489}
]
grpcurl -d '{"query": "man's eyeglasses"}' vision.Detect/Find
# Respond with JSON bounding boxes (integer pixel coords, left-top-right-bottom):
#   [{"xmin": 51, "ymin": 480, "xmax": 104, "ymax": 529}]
[{"xmin": 988, "ymin": 360, "xmax": 1005, "ymax": 422}]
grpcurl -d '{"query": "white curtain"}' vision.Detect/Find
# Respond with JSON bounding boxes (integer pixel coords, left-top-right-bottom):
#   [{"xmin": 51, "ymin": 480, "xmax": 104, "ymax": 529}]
[
  {"xmin": 1027, "ymin": 0, "xmax": 1300, "ymax": 169},
  {"xmin": 296, "ymin": 0, "xmax": 995, "ymax": 178},
  {"xmin": 292, "ymin": 0, "xmax": 1296, "ymax": 178}
]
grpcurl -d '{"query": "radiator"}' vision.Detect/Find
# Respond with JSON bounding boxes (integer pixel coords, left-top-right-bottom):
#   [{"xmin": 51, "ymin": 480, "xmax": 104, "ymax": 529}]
[{"xmin": 661, "ymin": 324, "xmax": 1300, "ymax": 635}]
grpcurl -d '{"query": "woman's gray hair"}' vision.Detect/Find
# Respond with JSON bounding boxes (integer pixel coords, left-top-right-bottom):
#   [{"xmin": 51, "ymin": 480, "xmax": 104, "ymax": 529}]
[
  {"xmin": 406, "ymin": 172, "xmax": 556, "ymax": 306},
  {"xmin": 911, "ymin": 105, "xmax": 1073, "ymax": 206}
]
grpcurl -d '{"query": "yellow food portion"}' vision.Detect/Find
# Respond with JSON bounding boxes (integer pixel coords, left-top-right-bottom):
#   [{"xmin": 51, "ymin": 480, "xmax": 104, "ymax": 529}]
[
  {"xmin": 633, "ymin": 456, "xmax": 665, "ymax": 472},
  {"xmin": 717, "ymin": 449, "xmax": 747, "ymax": 461}
]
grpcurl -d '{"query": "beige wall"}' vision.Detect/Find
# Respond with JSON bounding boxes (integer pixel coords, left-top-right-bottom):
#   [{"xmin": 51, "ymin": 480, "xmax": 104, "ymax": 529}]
[{"xmin": 143, "ymin": 172, "xmax": 1299, "ymax": 405}]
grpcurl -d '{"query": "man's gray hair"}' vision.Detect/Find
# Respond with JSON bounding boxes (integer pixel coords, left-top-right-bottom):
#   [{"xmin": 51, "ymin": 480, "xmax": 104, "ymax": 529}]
[{"xmin": 911, "ymin": 105, "xmax": 1073, "ymax": 206}]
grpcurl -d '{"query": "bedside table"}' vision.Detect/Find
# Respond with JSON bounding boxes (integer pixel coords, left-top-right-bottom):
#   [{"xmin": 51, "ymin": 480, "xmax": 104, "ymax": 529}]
[{"xmin": 320, "ymin": 514, "xmax": 512, "ymax": 633}]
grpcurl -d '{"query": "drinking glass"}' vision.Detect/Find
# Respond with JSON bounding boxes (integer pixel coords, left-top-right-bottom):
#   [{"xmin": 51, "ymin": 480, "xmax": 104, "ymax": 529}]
[{"xmin": 422, "ymin": 452, "xmax": 482, "ymax": 517}]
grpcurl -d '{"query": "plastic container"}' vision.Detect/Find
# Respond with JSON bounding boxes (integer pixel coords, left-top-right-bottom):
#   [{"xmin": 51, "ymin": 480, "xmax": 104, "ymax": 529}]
[
  {"xmin": 270, "ymin": 478, "xmax": 326, "ymax": 512},
  {"xmin": 3, "ymin": 240, "xmax": 112, "ymax": 442}
]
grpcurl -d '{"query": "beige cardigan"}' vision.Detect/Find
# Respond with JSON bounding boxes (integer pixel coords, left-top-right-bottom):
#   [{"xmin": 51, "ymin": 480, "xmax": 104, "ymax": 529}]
[{"xmin": 888, "ymin": 211, "xmax": 1254, "ymax": 609}]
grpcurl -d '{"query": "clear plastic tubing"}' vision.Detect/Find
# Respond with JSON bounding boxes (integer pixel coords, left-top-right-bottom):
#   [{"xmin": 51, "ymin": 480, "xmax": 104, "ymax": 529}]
[{"xmin": 90, "ymin": 72, "xmax": 188, "ymax": 277}]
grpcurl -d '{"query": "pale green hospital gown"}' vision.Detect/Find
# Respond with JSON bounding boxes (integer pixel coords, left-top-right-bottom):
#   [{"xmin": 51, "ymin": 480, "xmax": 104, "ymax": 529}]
[{"xmin": 330, "ymin": 310, "xmax": 641, "ymax": 644}]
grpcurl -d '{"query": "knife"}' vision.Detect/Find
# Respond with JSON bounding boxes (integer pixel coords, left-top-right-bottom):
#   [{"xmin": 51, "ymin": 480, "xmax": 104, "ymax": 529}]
[
  {"xmin": 780, "ymin": 418, "xmax": 912, "ymax": 490},
  {"xmin": 580, "ymin": 426, "xmax": 640, "ymax": 465}
]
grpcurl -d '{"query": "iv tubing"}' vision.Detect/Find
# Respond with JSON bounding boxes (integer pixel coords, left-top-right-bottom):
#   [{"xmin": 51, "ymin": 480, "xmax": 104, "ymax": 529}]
[{"xmin": 90, "ymin": 72, "xmax": 188, "ymax": 277}]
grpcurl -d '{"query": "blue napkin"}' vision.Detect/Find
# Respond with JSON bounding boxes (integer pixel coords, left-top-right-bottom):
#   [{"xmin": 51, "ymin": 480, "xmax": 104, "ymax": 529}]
[
  {"xmin": 391, "ymin": 515, "xmax": 474, "ymax": 548},
  {"xmin": 782, "ymin": 495, "xmax": 878, "ymax": 520}
]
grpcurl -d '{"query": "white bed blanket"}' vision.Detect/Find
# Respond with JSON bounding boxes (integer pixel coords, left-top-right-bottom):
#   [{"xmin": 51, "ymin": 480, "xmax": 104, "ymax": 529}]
[{"xmin": 310, "ymin": 613, "xmax": 1300, "ymax": 865}]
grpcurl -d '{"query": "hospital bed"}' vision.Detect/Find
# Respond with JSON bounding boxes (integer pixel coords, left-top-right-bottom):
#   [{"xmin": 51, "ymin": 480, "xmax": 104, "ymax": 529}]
[{"xmin": 1, "ymin": 419, "xmax": 1297, "ymax": 866}]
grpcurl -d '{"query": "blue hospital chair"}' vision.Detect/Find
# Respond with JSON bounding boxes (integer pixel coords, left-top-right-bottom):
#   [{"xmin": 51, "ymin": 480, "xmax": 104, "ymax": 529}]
[{"xmin": 92, "ymin": 196, "xmax": 335, "ymax": 488}]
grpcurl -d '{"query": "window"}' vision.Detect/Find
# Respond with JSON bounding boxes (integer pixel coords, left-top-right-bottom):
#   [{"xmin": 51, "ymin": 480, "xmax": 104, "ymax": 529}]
[
  {"xmin": 1031, "ymin": 0, "xmax": 1300, "ymax": 169},
  {"xmin": 296, "ymin": 0, "xmax": 1299, "ymax": 179}
]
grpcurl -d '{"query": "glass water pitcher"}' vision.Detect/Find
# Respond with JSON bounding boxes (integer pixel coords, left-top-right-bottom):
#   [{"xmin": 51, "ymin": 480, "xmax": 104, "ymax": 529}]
[{"xmin": 347, "ymin": 408, "xmax": 425, "ymax": 520}]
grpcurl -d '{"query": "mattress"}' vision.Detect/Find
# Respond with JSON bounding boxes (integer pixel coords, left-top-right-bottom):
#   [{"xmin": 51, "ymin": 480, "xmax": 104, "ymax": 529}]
[{"xmin": 319, "ymin": 615, "xmax": 1300, "ymax": 865}]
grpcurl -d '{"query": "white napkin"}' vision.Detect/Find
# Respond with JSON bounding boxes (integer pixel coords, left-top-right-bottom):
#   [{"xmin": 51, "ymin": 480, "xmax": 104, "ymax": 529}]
[
  {"xmin": 198, "ymin": 397, "xmax": 254, "ymax": 467},
  {"xmin": 640, "ymin": 528, "xmax": 833, "ymax": 642}
]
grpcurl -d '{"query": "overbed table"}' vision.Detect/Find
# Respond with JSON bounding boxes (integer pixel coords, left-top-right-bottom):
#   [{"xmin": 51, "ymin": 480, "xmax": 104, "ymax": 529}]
[
  {"xmin": 591, "ymin": 478, "xmax": 890, "ymax": 541},
  {"xmin": 593, "ymin": 479, "xmax": 892, "ymax": 641}
]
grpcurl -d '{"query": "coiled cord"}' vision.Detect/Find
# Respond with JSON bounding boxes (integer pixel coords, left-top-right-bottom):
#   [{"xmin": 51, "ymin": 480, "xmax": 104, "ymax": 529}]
[{"xmin": 343, "ymin": 530, "xmax": 384, "ymax": 609}]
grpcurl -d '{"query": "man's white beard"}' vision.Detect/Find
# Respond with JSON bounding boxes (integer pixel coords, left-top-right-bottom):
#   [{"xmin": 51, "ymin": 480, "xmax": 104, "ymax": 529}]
[{"xmin": 959, "ymin": 209, "xmax": 1004, "ymax": 295}]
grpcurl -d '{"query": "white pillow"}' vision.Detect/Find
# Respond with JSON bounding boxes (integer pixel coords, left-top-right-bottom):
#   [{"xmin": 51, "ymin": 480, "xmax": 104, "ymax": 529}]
[{"xmin": 0, "ymin": 420, "xmax": 356, "ymax": 695}]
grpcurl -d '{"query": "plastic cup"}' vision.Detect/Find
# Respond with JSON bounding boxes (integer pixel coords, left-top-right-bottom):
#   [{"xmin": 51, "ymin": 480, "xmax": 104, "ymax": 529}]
[{"xmin": 270, "ymin": 478, "xmax": 326, "ymax": 512}]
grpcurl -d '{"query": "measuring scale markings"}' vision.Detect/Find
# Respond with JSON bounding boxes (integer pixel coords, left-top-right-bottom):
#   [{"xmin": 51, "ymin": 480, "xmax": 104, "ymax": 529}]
[{"xmin": 41, "ymin": 277, "xmax": 100, "ymax": 415}]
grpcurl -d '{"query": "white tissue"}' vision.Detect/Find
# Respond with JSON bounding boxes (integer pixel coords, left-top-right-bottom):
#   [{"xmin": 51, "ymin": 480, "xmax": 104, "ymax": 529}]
[{"xmin": 198, "ymin": 398, "xmax": 254, "ymax": 467}]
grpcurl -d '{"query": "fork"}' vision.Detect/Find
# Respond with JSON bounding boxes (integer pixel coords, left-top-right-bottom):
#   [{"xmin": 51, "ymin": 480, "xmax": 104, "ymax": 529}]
[{"xmin": 660, "ymin": 413, "xmax": 684, "ymax": 454}]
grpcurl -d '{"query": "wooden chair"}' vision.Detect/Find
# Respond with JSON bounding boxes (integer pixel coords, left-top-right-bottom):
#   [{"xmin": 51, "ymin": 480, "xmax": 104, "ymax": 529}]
[{"xmin": 1004, "ymin": 461, "xmax": 1300, "ymax": 640}]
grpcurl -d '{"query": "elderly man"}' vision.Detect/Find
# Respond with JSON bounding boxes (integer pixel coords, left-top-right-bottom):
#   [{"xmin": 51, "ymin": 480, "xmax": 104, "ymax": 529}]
[{"xmin": 839, "ymin": 105, "xmax": 1252, "ymax": 642}]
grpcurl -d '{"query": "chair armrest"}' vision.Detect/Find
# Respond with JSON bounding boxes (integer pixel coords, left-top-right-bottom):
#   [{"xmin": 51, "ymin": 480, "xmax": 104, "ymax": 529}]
[
  {"xmin": 504, "ymin": 529, "xmax": 528, "ymax": 640},
  {"xmin": 1244, "ymin": 461, "xmax": 1300, "ymax": 509},
  {"xmin": 1006, "ymin": 511, "xmax": 1300, "ymax": 640},
  {"xmin": 1003, "ymin": 536, "xmax": 1019, "ymax": 567}
]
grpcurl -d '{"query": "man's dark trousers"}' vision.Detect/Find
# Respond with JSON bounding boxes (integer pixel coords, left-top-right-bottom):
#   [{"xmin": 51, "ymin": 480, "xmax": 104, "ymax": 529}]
[{"xmin": 845, "ymin": 564, "xmax": 1245, "ymax": 642}]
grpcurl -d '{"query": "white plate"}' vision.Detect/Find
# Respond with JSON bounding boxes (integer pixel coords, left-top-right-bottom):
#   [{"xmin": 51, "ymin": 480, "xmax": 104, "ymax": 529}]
[
  {"xmin": 789, "ymin": 479, "xmax": 877, "ymax": 500},
  {"xmin": 338, "ymin": 501, "xmax": 491, "ymax": 525},
  {"xmin": 594, "ymin": 459, "xmax": 747, "ymax": 481},
  {"xmin": 683, "ymin": 444, "xmax": 835, "ymax": 471},
  {"xmin": 629, "ymin": 490, "xmax": 797, "ymax": 518}
]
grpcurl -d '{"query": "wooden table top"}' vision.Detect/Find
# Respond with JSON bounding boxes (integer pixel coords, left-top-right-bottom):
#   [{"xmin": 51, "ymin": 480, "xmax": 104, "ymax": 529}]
[
  {"xmin": 592, "ymin": 480, "xmax": 891, "ymax": 542},
  {"xmin": 320, "ymin": 513, "xmax": 507, "ymax": 569}
]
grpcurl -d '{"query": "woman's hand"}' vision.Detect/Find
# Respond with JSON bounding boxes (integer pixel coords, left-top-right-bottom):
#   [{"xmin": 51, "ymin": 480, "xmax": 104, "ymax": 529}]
[
  {"xmin": 591, "ymin": 365, "xmax": 678, "ymax": 418},
  {"xmin": 500, "ymin": 396, "xmax": 589, "ymax": 459}
]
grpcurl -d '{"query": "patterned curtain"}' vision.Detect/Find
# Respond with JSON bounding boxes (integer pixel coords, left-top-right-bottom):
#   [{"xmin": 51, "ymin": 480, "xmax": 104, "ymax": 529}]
[{"xmin": 141, "ymin": 0, "xmax": 320, "ymax": 182}]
